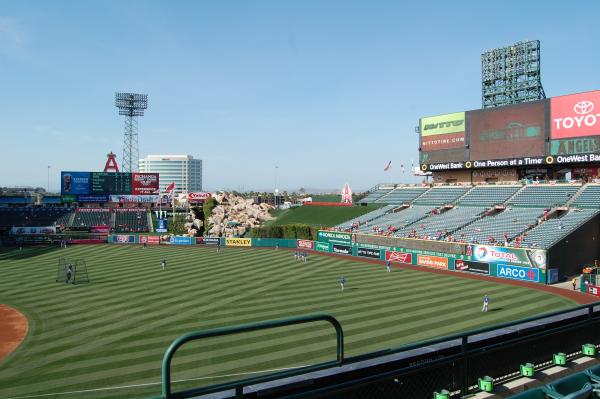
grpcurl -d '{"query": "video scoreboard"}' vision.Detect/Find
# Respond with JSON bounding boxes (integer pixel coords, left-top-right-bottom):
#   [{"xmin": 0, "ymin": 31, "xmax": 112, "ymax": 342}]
[{"xmin": 90, "ymin": 172, "xmax": 131, "ymax": 194}]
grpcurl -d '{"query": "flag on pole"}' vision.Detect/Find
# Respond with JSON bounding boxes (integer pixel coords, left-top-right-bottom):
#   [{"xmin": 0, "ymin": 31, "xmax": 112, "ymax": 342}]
[
  {"xmin": 165, "ymin": 182, "xmax": 175, "ymax": 193},
  {"xmin": 384, "ymin": 161, "xmax": 392, "ymax": 172}
]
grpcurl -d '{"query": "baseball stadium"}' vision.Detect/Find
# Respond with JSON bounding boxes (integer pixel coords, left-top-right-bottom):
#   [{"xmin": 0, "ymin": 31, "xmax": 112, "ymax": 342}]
[{"xmin": 3, "ymin": 11, "xmax": 600, "ymax": 399}]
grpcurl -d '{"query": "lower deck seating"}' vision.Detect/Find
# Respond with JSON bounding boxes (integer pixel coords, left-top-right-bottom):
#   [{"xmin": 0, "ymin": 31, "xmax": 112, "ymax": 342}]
[
  {"xmin": 72, "ymin": 210, "xmax": 111, "ymax": 227},
  {"xmin": 114, "ymin": 211, "xmax": 150, "ymax": 233}
]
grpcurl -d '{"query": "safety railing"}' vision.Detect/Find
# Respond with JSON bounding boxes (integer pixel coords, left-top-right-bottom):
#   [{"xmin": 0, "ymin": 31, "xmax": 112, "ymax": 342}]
[{"xmin": 155, "ymin": 313, "xmax": 343, "ymax": 399}]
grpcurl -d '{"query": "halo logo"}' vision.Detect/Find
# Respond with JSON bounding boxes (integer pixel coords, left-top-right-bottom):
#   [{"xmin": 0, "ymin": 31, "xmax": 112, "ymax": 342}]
[
  {"xmin": 475, "ymin": 246, "xmax": 487, "ymax": 259},
  {"xmin": 574, "ymin": 101, "xmax": 594, "ymax": 115}
]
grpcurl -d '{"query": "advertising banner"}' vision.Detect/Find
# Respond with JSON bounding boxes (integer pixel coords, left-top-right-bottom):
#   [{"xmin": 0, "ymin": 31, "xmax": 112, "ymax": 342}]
[
  {"xmin": 317, "ymin": 231, "xmax": 353, "ymax": 246},
  {"xmin": 587, "ymin": 284, "xmax": 600, "ymax": 297},
  {"xmin": 139, "ymin": 235, "xmax": 160, "ymax": 245},
  {"xmin": 112, "ymin": 235, "xmax": 136, "ymax": 244},
  {"xmin": 497, "ymin": 264, "xmax": 540, "ymax": 283},
  {"xmin": 420, "ymin": 148, "xmax": 468, "ymax": 165},
  {"xmin": 11, "ymin": 226, "xmax": 57, "ymax": 235},
  {"xmin": 547, "ymin": 268, "xmax": 559, "ymax": 284},
  {"xmin": 332, "ymin": 244, "xmax": 352, "ymax": 255},
  {"xmin": 203, "ymin": 237, "xmax": 221, "ymax": 245},
  {"xmin": 469, "ymin": 101, "xmax": 546, "ymax": 161},
  {"xmin": 385, "ymin": 250, "xmax": 413, "ymax": 264},
  {"xmin": 61, "ymin": 194, "xmax": 77, "ymax": 203},
  {"xmin": 469, "ymin": 245, "xmax": 546, "ymax": 269},
  {"xmin": 551, "ymin": 90, "xmax": 600, "ymax": 139},
  {"xmin": 61, "ymin": 172, "xmax": 90, "ymax": 195},
  {"xmin": 226, "ymin": 238, "xmax": 252, "ymax": 247},
  {"xmin": 131, "ymin": 173, "xmax": 159, "ymax": 195},
  {"xmin": 417, "ymin": 254, "xmax": 448, "ymax": 269},
  {"xmin": 455, "ymin": 259, "xmax": 490, "ymax": 275},
  {"xmin": 420, "ymin": 112, "xmax": 465, "ymax": 136},
  {"xmin": 90, "ymin": 226, "xmax": 110, "ymax": 234},
  {"xmin": 156, "ymin": 219, "xmax": 168, "ymax": 233},
  {"xmin": 551, "ymin": 136, "xmax": 600, "ymax": 156},
  {"xmin": 188, "ymin": 192, "xmax": 212, "ymax": 202},
  {"xmin": 297, "ymin": 239, "xmax": 314, "ymax": 250},
  {"xmin": 421, "ymin": 132, "xmax": 466, "ymax": 151},
  {"xmin": 77, "ymin": 208, "xmax": 109, "ymax": 212},
  {"xmin": 315, "ymin": 242, "xmax": 331, "ymax": 252},
  {"xmin": 110, "ymin": 195, "xmax": 159, "ymax": 203},
  {"xmin": 169, "ymin": 236, "xmax": 194, "ymax": 245},
  {"xmin": 77, "ymin": 195, "xmax": 109, "ymax": 203},
  {"xmin": 357, "ymin": 247, "xmax": 381, "ymax": 259}
]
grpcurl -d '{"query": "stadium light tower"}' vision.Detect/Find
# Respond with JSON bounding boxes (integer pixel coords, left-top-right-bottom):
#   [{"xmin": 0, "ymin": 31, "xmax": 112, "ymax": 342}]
[{"xmin": 115, "ymin": 92, "xmax": 148, "ymax": 173}]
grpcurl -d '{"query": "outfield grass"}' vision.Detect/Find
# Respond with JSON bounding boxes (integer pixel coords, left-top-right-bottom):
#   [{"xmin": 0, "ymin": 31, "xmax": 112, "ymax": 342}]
[
  {"xmin": 0, "ymin": 245, "xmax": 574, "ymax": 399},
  {"xmin": 267, "ymin": 204, "xmax": 384, "ymax": 227}
]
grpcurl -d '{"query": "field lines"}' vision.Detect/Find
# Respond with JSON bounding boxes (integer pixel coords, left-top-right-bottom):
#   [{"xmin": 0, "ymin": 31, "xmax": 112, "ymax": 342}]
[{"xmin": 0, "ymin": 245, "xmax": 575, "ymax": 398}]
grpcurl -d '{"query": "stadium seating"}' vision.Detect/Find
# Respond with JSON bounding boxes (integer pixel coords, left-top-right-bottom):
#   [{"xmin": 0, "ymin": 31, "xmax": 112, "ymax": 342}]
[
  {"xmin": 336, "ymin": 205, "xmax": 396, "ymax": 230},
  {"xmin": 521, "ymin": 209, "xmax": 600, "ymax": 248},
  {"xmin": 394, "ymin": 206, "xmax": 488, "ymax": 239},
  {"xmin": 114, "ymin": 210, "xmax": 150, "ymax": 233},
  {"xmin": 508, "ymin": 185, "xmax": 581, "ymax": 208},
  {"xmin": 356, "ymin": 205, "xmax": 431, "ymax": 233},
  {"xmin": 359, "ymin": 187, "xmax": 395, "ymax": 203},
  {"xmin": 453, "ymin": 207, "xmax": 545, "ymax": 243},
  {"xmin": 374, "ymin": 187, "xmax": 428, "ymax": 205},
  {"xmin": 0, "ymin": 207, "xmax": 73, "ymax": 227},
  {"xmin": 72, "ymin": 209, "xmax": 111, "ymax": 227},
  {"xmin": 458, "ymin": 185, "xmax": 520, "ymax": 206},
  {"xmin": 412, "ymin": 186, "xmax": 471, "ymax": 205},
  {"xmin": 571, "ymin": 184, "xmax": 600, "ymax": 208}
]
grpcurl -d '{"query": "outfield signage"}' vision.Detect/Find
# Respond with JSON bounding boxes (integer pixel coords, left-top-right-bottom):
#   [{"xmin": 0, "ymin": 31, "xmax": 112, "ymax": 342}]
[
  {"xmin": 417, "ymin": 254, "xmax": 448, "ymax": 269},
  {"xmin": 11, "ymin": 226, "xmax": 57, "ymax": 235},
  {"xmin": 203, "ymin": 237, "xmax": 220, "ymax": 245},
  {"xmin": 385, "ymin": 250, "xmax": 413, "ymax": 264},
  {"xmin": 551, "ymin": 90, "xmax": 600, "ymax": 139},
  {"xmin": 297, "ymin": 240, "xmax": 314, "ymax": 250},
  {"xmin": 110, "ymin": 195, "xmax": 159, "ymax": 203},
  {"xmin": 357, "ymin": 247, "xmax": 381, "ymax": 259},
  {"xmin": 226, "ymin": 238, "xmax": 252, "ymax": 247},
  {"xmin": 77, "ymin": 195, "xmax": 109, "ymax": 203},
  {"xmin": 455, "ymin": 259, "xmax": 489, "ymax": 275},
  {"xmin": 156, "ymin": 219, "xmax": 168, "ymax": 233},
  {"xmin": 315, "ymin": 242, "xmax": 331, "ymax": 252},
  {"xmin": 170, "ymin": 236, "xmax": 195, "ymax": 245},
  {"xmin": 469, "ymin": 245, "xmax": 546, "ymax": 269},
  {"xmin": 332, "ymin": 244, "xmax": 351, "ymax": 255},
  {"xmin": 550, "ymin": 136, "xmax": 600, "ymax": 155},
  {"xmin": 497, "ymin": 264, "xmax": 540, "ymax": 282},
  {"xmin": 131, "ymin": 173, "xmax": 159, "ymax": 195},
  {"xmin": 188, "ymin": 192, "xmax": 212, "ymax": 202},
  {"xmin": 420, "ymin": 112, "xmax": 465, "ymax": 136},
  {"xmin": 61, "ymin": 172, "xmax": 90, "ymax": 195},
  {"xmin": 139, "ymin": 235, "xmax": 160, "ymax": 245},
  {"xmin": 111, "ymin": 235, "xmax": 136, "ymax": 244},
  {"xmin": 317, "ymin": 231, "xmax": 353, "ymax": 245}
]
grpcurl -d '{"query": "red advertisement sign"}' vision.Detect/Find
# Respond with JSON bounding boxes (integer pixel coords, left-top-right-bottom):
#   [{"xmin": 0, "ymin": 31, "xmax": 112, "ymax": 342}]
[
  {"xmin": 417, "ymin": 254, "xmax": 448, "ymax": 269},
  {"xmin": 139, "ymin": 235, "xmax": 160, "ymax": 245},
  {"xmin": 551, "ymin": 91, "xmax": 600, "ymax": 139},
  {"xmin": 587, "ymin": 284, "xmax": 600, "ymax": 297},
  {"xmin": 188, "ymin": 192, "xmax": 212, "ymax": 202},
  {"xmin": 297, "ymin": 240, "xmax": 314, "ymax": 249},
  {"xmin": 131, "ymin": 173, "xmax": 159, "ymax": 195},
  {"xmin": 421, "ymin": 132, "xmax": 465, "ymax": 151},
  {"xmin": 469, "ymin": 101, "xmax": 546, "ymax": 161},
  {"xmin": 385, "ymin": 251, "xmax": 413, "ymax": 264}
]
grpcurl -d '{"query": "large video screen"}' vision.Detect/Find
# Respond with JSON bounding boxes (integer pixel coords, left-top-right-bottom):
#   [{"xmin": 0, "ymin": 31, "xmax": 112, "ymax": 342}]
[
  {"xmin": 90, "ymin": 172, "xmax": 132, "ymax": 195},
  {"xmin": 469, "ymin": 101, "xmax": 547, "ymax": 161},
  {"xmin": 132, "ymin": 173, "xmax": 159, "ymax": 195},
  {"xmin": 61, "ymin": 172, "xmax": 90, "ymax": 195},
  {"xmin": 420, "ymin": 148, "xmax": 467, "ymax": 164}
]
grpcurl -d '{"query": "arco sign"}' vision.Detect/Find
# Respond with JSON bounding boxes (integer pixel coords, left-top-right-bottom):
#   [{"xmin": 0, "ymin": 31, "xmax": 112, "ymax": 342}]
[{"xmin": 497, "ymin": 264, "xmax": 539, "ymax": 282}]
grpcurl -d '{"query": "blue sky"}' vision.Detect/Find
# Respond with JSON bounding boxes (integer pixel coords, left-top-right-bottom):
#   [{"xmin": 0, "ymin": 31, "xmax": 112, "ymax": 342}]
[{"xmin": 1, "ymin": 0, "xmax": 599, "ymax": 193}]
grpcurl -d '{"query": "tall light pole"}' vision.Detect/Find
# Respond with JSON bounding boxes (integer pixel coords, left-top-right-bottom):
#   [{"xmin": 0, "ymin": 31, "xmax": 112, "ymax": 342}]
[
  {"xmin": 274, "ymin": 166, "xmax": 279, "ymax": 207},
  {"xmin": 115, "ymin": 92, "xmax": 148, "ymax": 173},
  {"xmin": 47, "ymin": 165, "xmax": 51, "ymax": 193}
]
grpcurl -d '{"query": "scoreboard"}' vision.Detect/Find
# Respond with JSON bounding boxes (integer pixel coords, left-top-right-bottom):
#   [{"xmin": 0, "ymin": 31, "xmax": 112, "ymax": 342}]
[{"xmin": 90, "ymin": 172, "xmax": 132, "ymax": 194}]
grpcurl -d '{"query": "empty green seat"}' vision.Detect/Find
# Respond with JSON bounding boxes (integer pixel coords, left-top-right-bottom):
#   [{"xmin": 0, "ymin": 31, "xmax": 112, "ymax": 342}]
[
  {"xmin": 507, "ymin": 387, "xmax": 547, "ymax": 398},
  {"xmin": 544, "ymin": 372, "xmax": 594, "ymax": 398},
  {"xmin": 585, "ymin": 364, "xmax": 600, "ymax": 383}
]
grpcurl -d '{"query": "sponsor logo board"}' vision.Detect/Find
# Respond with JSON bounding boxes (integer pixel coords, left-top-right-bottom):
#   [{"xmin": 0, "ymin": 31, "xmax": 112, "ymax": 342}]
[
  {"xmin": 203, "ymin": 237, "xmax": 221, "ymax": 245},
  {"xmin": 170, "ymin": 236, "xmax": 194, "ymax": 245},
  {"xmin": 497, "ymin": 264, "xmax": 539, "ymax": 282},
  {"xmin": 317, "ymin": 231, "xmax": 352, "ymax": 245},
  {"xmin": 455, "ymin": 259, "xmax": 490, "ymax": 275},
  {"xmin": 471, "ymin": 245, "xmax": 546, "ymax": 269},
  {"xmin": 551, "ymin": 136, "xmax": 600, "ymax": 155},
  {"xmin": 332, "ymin": 244, "xmax": 351, "ymax": 255},
  {"xmin": 226, "ymin": 238, "xmax": 252, "ymax": 247},
  {"xmin": 139, "ymin": 235, "xmax": 160, "ymax": 245},
  {"xmin": 420, "ymin": 112, "xmax": 465, "ymax": 136},
  {"xmin": 156, "ymin": 219, "xmax": 168, "ymax": 233},
  {"xmin": 188, "ymin": 192, "xmax": 212, "ymax": 202},
  {"xmin": 315, "ymin": 242, "xmax": 330, "ymax": 252},
  {"xmin": 110, "ymin": 195, "xmax": 159, "ymax": 203},
  {"xmin": 417, "ymin": 254, "xmax": 448, "ymax": 269},
  {"xmin": 297, "ymin": 240, "xmax": 314, "ymax": 250},
  {"xmin": 385, "ymin": 250, "xmax": 413, "ymax": 264},
  {"xmin": 131, "ymin": 173, "xmax": 159, "ymax": 195},
  {"xmin": 421, "ymin": 132, "xmax": 466, "ymax": 151},
  {"xmin": 357, "ymin": 247, "xmax": 381, "ymax": 259},
  {"xmin": 551, "ymin": 91, "xmax": 600, "ymax": 139},
  {"xmin": 11, "ymin": 226, "xmax": 57, "ymax": 235},
  {"xmin": 77, "ymin": 195, "xmax": 109, "ymax": 202},
  {"xmin": 115, "ymin": 235, "xmax": 135, "ymax": 243}
]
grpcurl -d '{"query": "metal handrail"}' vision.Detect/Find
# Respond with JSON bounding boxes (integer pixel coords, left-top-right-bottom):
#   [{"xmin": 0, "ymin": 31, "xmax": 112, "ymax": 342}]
[{"xmin": 159, "ymin": 313, "xmax": 343, "ymax": 399}]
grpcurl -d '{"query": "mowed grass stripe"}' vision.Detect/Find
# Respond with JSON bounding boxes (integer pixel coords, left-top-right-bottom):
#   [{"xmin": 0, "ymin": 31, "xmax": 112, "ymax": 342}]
[{"xmin": 0, "ymin": 245, "xmax": 575, "ymax": 399}]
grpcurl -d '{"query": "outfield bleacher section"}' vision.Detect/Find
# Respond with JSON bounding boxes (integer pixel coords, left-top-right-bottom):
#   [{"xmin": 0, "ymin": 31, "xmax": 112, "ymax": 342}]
[
  {"xmin": 412, "ymin": 185, "xmax": 471, "ymax": 205},
  {"xmin": 114, "ymin": 210, "xmax": 150, "ymax": 233},
  {"xmin": 72, "ymin": 209, "xmax": 111, "ymax": 227},
  {"xmin": 374, "ymin": 187, "xmax": 428, "ymax": 205},
  {"xmin": 521, "ymin": 208, "xmax": 600, "ymax": 248},
  {"xmin": 571, "ymin": 184, "xmax": 600, "ymax": 208},
  {"xmin": 457, "ymin": 185, "xmax": 520, "ymax": 206},
  {"xmin": 336, "ymin": 205, "xmax": 396, "ymax": 230},
  {"xmin": 0, "ymin": 207, "xmax": 73, "ymax": 227},
  {"xmin": 359, "ymin": 186, "xmax": 394, "ymax": 203},
  {"xmin": 394, "ymin": 205, "xmax": 488, "ymax": 238},
  {"xmin": 356, "ymin": 205, "xmax": 432, "ymax": 233},
  {"xmin": 453, "ymin": 207, "xmax": 544, "ymax": 243},
  {"xmin": 508, "ymin": 184, "xmax": 581, "ymax": 207}
]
